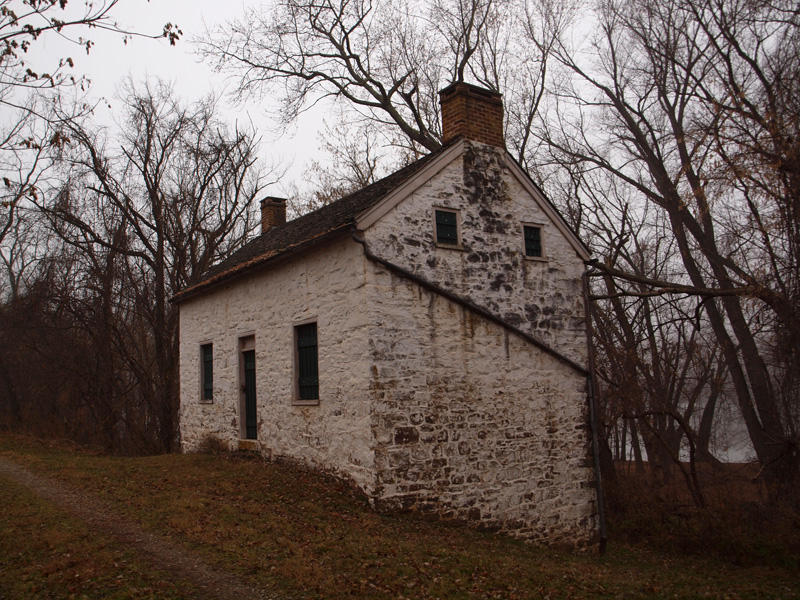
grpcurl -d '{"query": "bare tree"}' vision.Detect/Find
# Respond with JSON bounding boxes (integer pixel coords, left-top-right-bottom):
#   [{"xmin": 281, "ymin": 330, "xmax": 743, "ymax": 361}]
[
  {"xmin": 290, "ymin": 114, "xmax": 418, "ymax": 214},
  {"xmin": 0, "ymin": 0, "xmax": 182, "ymax": 299},
  {"xmin": 30, "ymin": 80, "xmax": 269, "ymax": 452},
  {"xmin": 586, "ymin": 196, "xmax": 729, "ymax": 506},
  {"xmin": 0, "ymin": 0, "xmax": 180, "ymax": 102},
  {"xmin": 199, "ymin": 0, "xmax": 551, "ymax": 169},
  {"xmin": 528, "ymin": 0, "xmax": 800, "ymax": 491}
]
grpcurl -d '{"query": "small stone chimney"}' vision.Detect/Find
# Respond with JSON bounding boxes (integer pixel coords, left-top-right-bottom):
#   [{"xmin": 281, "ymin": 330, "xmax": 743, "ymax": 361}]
[
  {"xmin": 260, "ymin": 197, "xmax": 286, "ymax": 234},
  {"xmin": 439, "ymin": 82, "xmax": 504, "ymax": 148}
]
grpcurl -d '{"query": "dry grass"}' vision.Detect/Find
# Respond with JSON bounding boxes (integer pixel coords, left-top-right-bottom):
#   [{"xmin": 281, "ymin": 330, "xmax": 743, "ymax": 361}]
[
  {"xmin": 607, "ymin": 461, "xmax": 800, "ymax": 569},
  {"xmin": 0, "ymin": 476, "xmax": 197, "ymax": 599},
  {"xmin": 1, "ymin": 434, "xmax": 799, "ymax": 599}
]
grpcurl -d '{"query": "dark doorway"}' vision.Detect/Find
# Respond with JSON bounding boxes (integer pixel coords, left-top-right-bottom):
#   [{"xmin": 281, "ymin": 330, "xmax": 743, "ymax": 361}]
[{"xmin": 239, "ymin": 335, "xmax": 257, "ymax": 440}]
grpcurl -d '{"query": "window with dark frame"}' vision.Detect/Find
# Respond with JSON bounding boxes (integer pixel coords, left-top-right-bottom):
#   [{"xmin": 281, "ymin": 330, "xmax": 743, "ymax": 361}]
[
  {"xmin": 523, "ymin": 225, "xmax": 542, "ymax": 258},
  {"xmin": 435, "ymin": 209, "xmax": 459, "ymax": 246},
  {"xmin": 295, "ymin": 323, "xmax": 319, "ymax": 401},
  {"xmin": 201, "ymin": 343, "xmax": 213, "ymax": 402}
]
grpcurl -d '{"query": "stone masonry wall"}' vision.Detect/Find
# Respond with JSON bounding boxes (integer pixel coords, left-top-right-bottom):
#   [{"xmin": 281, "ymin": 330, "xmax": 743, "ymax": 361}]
[
  {"xmin": 178, "ymin": 237, "xmax": 376, "ymax": 493},
  {"xmin": 179, "ymin": 139, "xmax": 596, "ymax": 544},
  {"xmin": 366, "ymin": 264, "xmax": 597, "ymax": 544},
  {"xmin": 363, "ymin": 141, "xmax": 587, "ymax": 364}
]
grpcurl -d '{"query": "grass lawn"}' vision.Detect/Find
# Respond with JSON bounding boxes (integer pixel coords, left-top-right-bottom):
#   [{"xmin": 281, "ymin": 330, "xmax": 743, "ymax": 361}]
[{"xmin": 1, "ymin": 434, "xmax": 798, "ymax": 599}]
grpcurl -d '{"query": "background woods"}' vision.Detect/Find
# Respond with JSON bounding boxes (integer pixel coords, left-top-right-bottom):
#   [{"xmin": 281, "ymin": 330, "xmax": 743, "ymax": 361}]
[
  {"xmin": 0, "ymin": 0, "xmax": 798, "ymax": 525},
  {"xmin": 549, "ymin": 0, "xmax": 800, "ymax": 493},
  {"xmin": 1, "ymin": 81, "xmax": 267, "ymax": 452}
]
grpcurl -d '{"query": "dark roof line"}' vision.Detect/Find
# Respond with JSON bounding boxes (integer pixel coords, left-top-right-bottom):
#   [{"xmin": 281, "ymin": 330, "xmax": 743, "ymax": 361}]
[
  {"xmin": 351, "ymin": 233, "xmax": 589, "ymax": 376},
  {"xmin": 172, "ymin": 143, "xmax": 453, "ymax": 303},
  {"xmin": 503, "ymin": 153, "xmax": 590, "ymax": 259},
  {"xmin": 173, "ymin": 137, "xmax": 589, "ymax": 303},
  {"xmin": 172, "ymin": 225, "xmax": 351, "ymax": 304}
]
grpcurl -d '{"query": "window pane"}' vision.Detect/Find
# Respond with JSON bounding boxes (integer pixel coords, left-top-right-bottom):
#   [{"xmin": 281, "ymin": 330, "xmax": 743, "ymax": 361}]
[
  {"xmin": 524, "ymin": 226, "xmax": 542, "ymax": 257},
  {"xmin": 201, "ymin": 343, "xmax": 213, "ymax": 400},
  {"xmin": 436, "ymin": 210, "xmax": 457, "ymax": 227},
  {"xmin": 296, "ymin": 323, "xmax": 319, "ymax": 400},
  {"xmin": 435, "ymin": 210, "xmax": 459, "ymax": 245}
]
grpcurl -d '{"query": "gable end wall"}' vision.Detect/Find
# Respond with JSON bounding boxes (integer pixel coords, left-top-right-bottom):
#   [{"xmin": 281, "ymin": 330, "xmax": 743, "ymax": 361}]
[
  {"xmin": 360, "ymin": 140, "xmax": 595, "ymax": 543},
  {"xmin": 362, "ymin": 141, "xmax": 587, "ymax": 365}
]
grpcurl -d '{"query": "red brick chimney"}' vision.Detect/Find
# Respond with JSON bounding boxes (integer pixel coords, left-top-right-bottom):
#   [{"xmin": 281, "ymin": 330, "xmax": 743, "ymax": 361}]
[
  {"xmin": 260, "ymin": 197, "xmax": 286, "ymax": 234},
  {"xmin": 439, "ymin": 82, "xmax": 504, "ymax": 148}
]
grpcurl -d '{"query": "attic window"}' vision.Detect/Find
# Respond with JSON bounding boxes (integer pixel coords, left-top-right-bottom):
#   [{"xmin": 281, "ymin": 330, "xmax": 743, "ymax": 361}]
[
  {"xmin": 435, "ymin": 208, "xmax": 460, "ymax": 247},
  {"xmin": 523, "ymin": 225, "xmax": 543, "ymax": 258}
]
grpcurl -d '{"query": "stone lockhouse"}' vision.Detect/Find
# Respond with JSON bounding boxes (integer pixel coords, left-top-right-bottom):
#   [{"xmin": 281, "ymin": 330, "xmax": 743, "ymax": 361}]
[{"xmin": 174, "ymin": 83, "xmax": 600, "ymax": 544}]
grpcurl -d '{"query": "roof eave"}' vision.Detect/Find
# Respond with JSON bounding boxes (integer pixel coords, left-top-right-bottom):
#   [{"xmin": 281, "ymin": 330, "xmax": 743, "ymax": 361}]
[
  {"xmin": 171, "ymin": 224, "xmax": 353, "ymax": 305},
  {"xmin": 500, "ymin": 153, "xmax": 591, "ymax": 261},
  {"xmin": 356, "ymin": 139, "xmax": 465, "ymax": 230}
]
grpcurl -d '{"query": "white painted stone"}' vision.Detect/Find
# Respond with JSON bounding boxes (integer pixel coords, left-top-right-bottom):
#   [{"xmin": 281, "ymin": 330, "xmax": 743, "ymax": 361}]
[
  {"xmin": 179, "ymin": 238, "xmax": 377, "ymax": 493},
  {"xmin": 364, "ymin": 265, "xmax": 596, "ymax": 543},
  {"xmin": 363, "ymin": 141, "xmax": 587, "ymax": 364},
  {"xmin": 178, "ymin": 140, "xmax": 597, "ymax": 544}
]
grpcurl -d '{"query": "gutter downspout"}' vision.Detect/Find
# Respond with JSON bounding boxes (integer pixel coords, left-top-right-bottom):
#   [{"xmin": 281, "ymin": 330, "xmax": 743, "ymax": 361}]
[{"xmin": 583, "ymin": 268, "xmax": 608, "ymax": 553}]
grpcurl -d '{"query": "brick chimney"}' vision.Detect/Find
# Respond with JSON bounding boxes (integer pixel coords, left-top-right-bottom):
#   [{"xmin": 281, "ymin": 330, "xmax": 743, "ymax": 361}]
[
  {"xmin": 260, "ymin": 197, "xmax": 286, "ymax": 234},
  {"xmin": 439, "ymin": 82, "xmax": 504, "ymax": 148}
]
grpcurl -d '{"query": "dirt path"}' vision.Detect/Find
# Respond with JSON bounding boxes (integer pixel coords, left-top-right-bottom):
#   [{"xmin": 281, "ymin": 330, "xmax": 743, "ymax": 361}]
[{"xmin": 0, "ymin": 458, "xmax": 282, "ymax": 600}]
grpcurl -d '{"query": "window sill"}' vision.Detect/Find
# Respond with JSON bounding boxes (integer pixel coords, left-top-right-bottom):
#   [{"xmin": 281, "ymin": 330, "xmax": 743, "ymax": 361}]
[
  {"xmin": 292, "ymin": 399, "xmax": 320, "ymax": 406},
  {"xmin": 524, "ymin": 255, "xmax": 548, "ymax": 262},
  {"xmin": 199, "ymin": 398, "xmax": 213, "ymax": 404},
  {"xmin": 435, "ymin": 242, "xmax": 467, "ymax": 251}
]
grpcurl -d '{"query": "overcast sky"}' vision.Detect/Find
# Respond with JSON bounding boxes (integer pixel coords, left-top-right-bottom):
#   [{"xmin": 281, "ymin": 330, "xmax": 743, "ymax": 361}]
[{"xmin": 33, "ymin": 0, "xmax": 329, "ymax": 195}]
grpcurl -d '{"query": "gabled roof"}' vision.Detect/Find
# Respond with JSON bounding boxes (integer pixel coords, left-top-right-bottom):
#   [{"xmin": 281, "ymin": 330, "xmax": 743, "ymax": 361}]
[
  {"xmin": 172, "ymin": 143, "xmax": 453, "ymax": 303},
  {"xmin": 173, "ymin": 137, "xmax": 590, "ymax": 304},
  {"xmin": 501, "ymin": 154, "xmax": 590, "ymax": 261}
]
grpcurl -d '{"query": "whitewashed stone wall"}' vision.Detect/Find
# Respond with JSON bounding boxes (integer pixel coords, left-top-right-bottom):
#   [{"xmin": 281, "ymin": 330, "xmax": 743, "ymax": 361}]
[
  {"xmin": 178, "ymin": 238, "xmax": 377, "ymax": 493},
  {"xmin": 363, "ymin": 141, "xmax": 587, "ymax": 364},
  {"xmin": 364, "ymin": 264, "xmax": 597, "ymax": 544},
  {"xmin": 179, "ymin": 140, "xmax": 597, "ymax": 544}
]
